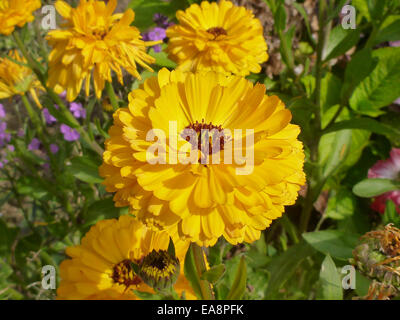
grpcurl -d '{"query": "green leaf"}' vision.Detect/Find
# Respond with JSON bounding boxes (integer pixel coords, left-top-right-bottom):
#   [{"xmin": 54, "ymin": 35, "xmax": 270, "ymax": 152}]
[
  {"xmin": 0, "ymin": 220, "xmax": 18, "ymax": 258},
  {"xmin": 323, "ymin": 118, "xmax": 400, "ymax": 138},
  {"xmin": 318, "ymin": 255, "xmax": 343, "ymax": 300},
  {"xmin": 349, "ymin": 47, "xmax": 400, "ymax": 117},
  {"xmin": 226, "ymin": 256, "xmax": 247, "ymax": 300},
  {"xmin": 83, "ymin": 198, "xmax": 123, "ymax": 227},
  {"xmin": 265, "ymin": 241, "xmax": 314, "ymax": 298},
  {"xmin": 375, "ymin": 16, "xmax": 400, "ymax": 44},
  {"xmin": 303, "ymin": 230, "xmax": 359, "ymax": 260},
  {"xmin": 323, "ymin": 26, "xmax": 361, "ymax": 61},
  {"xmin": 68, "ymin": 156, "xmax": 103, "ymax": 184},
  {"xmin": 200, "ymin": 264, "xmax": 226, "ymax": 284},
  {"xmin": 353, "ymin": 178, "xmax": 400, "ymax": 197},
  {"xmin": 320, "ymin": 73, "xmax": 342, "ymax": 114},
  {"xmin": 382, "ymin": 200, "xmax": 400, "ymax": 227},
  {"xmin": 149, "ymin": 46, "xmax": 177, "ymax": 69},
  {"xmin": 280, "ymin": 26, "xmax": 295, "ymax": 70},
  {"xmin": 128, "ymin": 0, "xmax": 188, "ymax": 30},
  {"xmin": 274, "ymin": 4, "xmax": 287, "ymax": 33},
  {"xmin": 341, "ymin": 48, "xmax": 377, "ymax": 102},
  {"xmin": 183, "ymin": 246, "xmax": 202, "ymax": 299},
  {"xmin": 325, "ymin": 188, "xmax": 357, "ymax": 220}
]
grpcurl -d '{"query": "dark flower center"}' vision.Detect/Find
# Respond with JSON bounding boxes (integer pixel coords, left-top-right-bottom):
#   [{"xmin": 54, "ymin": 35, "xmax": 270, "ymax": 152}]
[
  {"xmin": 207, "ymin": 27, "xmax": 228, "ymax": 39},
  {"xmin": 183, "ymin": 119, "xmax": 227, "ymax": 157},
  {"xmin": 112, "ymin": 259, "xmax": 142, "ymax": 288}
]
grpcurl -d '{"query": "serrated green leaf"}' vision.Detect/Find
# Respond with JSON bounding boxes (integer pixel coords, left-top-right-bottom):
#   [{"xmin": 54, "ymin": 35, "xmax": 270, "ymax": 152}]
[{"xmin": 349, "ymin": 47, "xmax": 400, "ymax": 117}]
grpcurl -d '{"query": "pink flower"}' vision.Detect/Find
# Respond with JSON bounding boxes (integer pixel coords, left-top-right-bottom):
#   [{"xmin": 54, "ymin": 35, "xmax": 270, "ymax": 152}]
[{"xmin": 368, "ymin": 148, "xmax": 400, "ymax": 214}]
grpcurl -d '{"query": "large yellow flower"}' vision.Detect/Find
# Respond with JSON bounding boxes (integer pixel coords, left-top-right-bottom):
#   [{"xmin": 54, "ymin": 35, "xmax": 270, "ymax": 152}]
[
  {"xmin": 166, "ymin": 0, "xmax": 268, "ymax": 76},
  {"xmin": 57, "ymin": 215, "xmax": 196, "ymax": 300},
  {"xmin": 47, "ymin": 0, "xmax": 158, "ymax": 102},
  {"xmin": 99, "ymin": 69, "xmax": 305, "ymax": 247},
  {"xmin": 0, "ymin": 50, "xmax": 43, "ymax": 108},
  {"xmin": 0, "ymin": 0, "xmax": 41, "ymax": 35}
]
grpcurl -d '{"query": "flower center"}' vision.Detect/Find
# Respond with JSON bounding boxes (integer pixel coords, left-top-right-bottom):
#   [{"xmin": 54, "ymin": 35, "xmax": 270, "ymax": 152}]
[
  {"xmin": 92, "ymin": 28, "xmax": 108, "ymax": 40},
  {"xmin": 207, "ymin": 27, "xmax": 228, "ymax": 39},
  {"xmin": 183, "ymin": 119, "xmax": 227, "ymax": 156},
  {"xmin": 112, "ymin": 259, "xmax": 142, "ymax": 288}
]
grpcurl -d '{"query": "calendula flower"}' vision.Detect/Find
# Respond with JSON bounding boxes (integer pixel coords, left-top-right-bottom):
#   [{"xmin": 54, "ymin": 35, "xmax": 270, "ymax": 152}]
[
  {"xmin": 99, "ymin": 69, "xmax": 305, "ymax": 247},
  {"xmin": 0, "ymin": 0, "xmax": 41, "ymax": 36},
  {"xmin": 0, "ymin": 51, "xmax": 43, "ymax": 108},
  {"xmin": 47, "ymin": 0, "xmax": 159, "ymax": 102},
  {"xmin": 166, "ymin": 0, "xmax": 268, "ymax": 76},
  {"xmin": 57, "ymin": 215, "xmax": 196, "ymax": 300},
  {"xmin": 368, "ymin": 148, "xmax": 400, "ymax": 214}
]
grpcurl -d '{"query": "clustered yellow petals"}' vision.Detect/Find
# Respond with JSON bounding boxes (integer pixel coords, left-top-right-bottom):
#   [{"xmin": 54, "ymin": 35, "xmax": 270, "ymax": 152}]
[
  {"xmin": 100, "ymin": 69, "xmax": 306, "ymax": 247},
  {"xmin": 0, "ymin": 50, "xmax": 43, "ymax": 108},
  {"xmin": 166, "ymin": 0, "xmax": 268, "ymax": 76},
  {"xmin": 0, "ymin": 0, "xmax": 41, "ymax": 36},
  {"xmin": 57, "ymin": 215, "xmax": 196, "ymax": 300},
  {"xmin": 46, "ymin": 0, "xmax": 159, "ymax": 102}
]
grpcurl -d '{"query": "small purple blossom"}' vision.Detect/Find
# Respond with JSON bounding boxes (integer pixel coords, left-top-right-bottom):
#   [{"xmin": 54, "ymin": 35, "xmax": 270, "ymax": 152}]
[
  {"xmin": 153, "ymin": 13, "xmax": 173, "ymax": 29},
  {"xmin": 60, "ymin": 124, "xmax": 80, "ymax": 141},
  {"xmin": 28, "ymin": 138, "xmax": 41, "ymax": 151},
  {"xmin": 389, "ymin": 41, "xmax": 400, "ymax": 47},
  {"xmin": 50, "ymin": 143, "xmax": 59, "ymax": 154},
  {"xmin": 0, "ymin": 122, "xmax": 11, "ymax": 147},
  {"xmin": 0, "ymin": 104, "xmax": 6, "ymax": 119},
  {"xmin": 69, "ymin": 102, "xmax": 86, "ymax": 119},
  {"xmin": 43, "ymin": 108, "xmax": 57, "ymax": 124},
  {"xmin": 59, "ymin": 91, "xmax": 67, "ymax": 100},
  {"xmin": 17, "ymin": 129, "xmax": 24, "ymax": 137},
  {"xmin": 7, "ymin": 145, "xmax": 15, "ymax": 152},
  {"xmin": 143, "ymin": 27, "xmax": 167, "ymax": 53}
]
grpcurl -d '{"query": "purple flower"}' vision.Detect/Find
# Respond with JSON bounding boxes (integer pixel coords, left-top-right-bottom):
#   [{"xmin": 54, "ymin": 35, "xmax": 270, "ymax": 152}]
[
  {"xmin": 148, "ymin": 27, "xmax": 166, "ymax": 41},
  {"xmin": 69, "ymin": 102, "xmax": 86, "ymax": 119},
  {"xmin": 43, "ymin": 108, "xmax": 57, "ymax": 124},
  {"xmin": 0, "ymin": 104, "xmax": 6, "ymax": 119},
  {"xmin": 28, "ymin": 138, "xmax": 41, "ymax": 151},
  {"xmin": 50, "ymin": 143, "xmax": 59, "ymax": 154},
  {"xmin": 153, "ymin": 13, "xmax": 173, "ymax": 29},
  {"xmin": 0, "ymin": 122, "xmax": 11, "ymax": 147},
  {"xmin": 59, "ymin": 91, "xmax": 67, "ymax": 100},
  {"xmin": 60, "ymin": 124, "xmax": 80, "ymax": 141},
  {"xmin": 17, "ymin": 129, "xmax": 24, "ymax": 137},
  {"xmin": 143, "ymin": 27, "xmax": 167, "ymax": 53},
  {"xmin": 389, "ymin": 41, "xmax": 400, "ymax": 47},
  {"xmin": 7, "ymin": 145, "xmax": 15, "ymax": 152}
]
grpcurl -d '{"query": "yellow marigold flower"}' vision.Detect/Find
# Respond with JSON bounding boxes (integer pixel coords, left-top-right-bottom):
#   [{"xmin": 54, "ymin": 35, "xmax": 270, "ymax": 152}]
[
  {"xmin": 99, "ymin": 69, "xmax": 305, "ymax": 247},
  {"xmin": 0, "ymin": 0, "xmax": 41, "ymax": 36},
  {"xmin": 47, "ymin": 0, "xmax": 158, "ymax": 102},
  {"xmin": 0, "ymin": 50, "xmax": 43, "ymax": 108},
  {"xmin": 57, "ymin": 215, "xmax": 196, "ymax": 300},
  {"xmin": 166, "ymin": 0, "xmax": 268, "ymax": 76}
]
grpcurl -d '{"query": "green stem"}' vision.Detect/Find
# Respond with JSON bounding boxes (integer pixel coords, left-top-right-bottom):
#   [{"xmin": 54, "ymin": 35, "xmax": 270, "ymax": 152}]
[
  {"xmin": 21, "ymin": 95, "xmax": 43, "ymax": 135},
  {"xmin": 300, "ymin": 0, "xmax": 329, "ymax": 233},
  {"xmin": 192, "ymin": 244, "xmax": 214, "ymax": 300},
  {"xmin": 105, "ymin": 81, "xmax": 119, "ymax": 111}
]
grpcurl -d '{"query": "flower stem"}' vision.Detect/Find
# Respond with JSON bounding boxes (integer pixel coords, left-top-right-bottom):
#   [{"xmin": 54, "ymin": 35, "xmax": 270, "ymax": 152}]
[
  {"xmin": 192, "ymin": 244, "xmax": 214, "ymax": 300},
  {"xmin": 105, "ymin": 81, "xmax": 119, "ymax": 111},
  {"xmin": 300, "ymin": 0, "xmax": 329, "ymax": 233}
]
